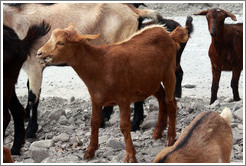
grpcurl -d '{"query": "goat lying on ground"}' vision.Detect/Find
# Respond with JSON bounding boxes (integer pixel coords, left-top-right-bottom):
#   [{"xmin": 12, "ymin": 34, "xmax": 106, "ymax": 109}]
[
  {"xmin": 3, "ymin": 22, "xmax": 50, "ymax": 155},
  {"xmin": 194, "ymin": 8, "xmax": 243, "ymax": 104},
  {"xmin": 153, "ymin": 107, "xmax": 233, "ymax": 163},
  {"xmin": 3, "ymin": 147, "xmax": 14, "ymax": 163},
  {"xmin": 3, "ymin": 3, "xmax": 160, "ymax": 139},
  {"xmin": 37, "ymin": 23, "xmax": 189, "ymax": 162},
  {"xmin": 100, "ymin": 16, "xmax": 194, "ymax": 131}
]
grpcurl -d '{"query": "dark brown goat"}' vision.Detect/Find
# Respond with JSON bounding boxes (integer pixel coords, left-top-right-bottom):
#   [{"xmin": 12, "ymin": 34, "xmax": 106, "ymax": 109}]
[
  {"xmin": 3, "ymin": 22, "xmax": 50, "ymax": 155},
  {"xmin": 37, "ymin": 24, "xmax": 189, "ymax": 162},
  {"xmin": 194, "ymin": 8, "xmax": 243, "ymax": 104}
]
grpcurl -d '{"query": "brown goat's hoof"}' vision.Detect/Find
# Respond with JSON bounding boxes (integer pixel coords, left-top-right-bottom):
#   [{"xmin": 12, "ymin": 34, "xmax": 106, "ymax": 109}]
[
  {"xmin": 124, "ymin": 153, "xmax": 137, "ymax": 163},
  {"xmin": 153, "ymin": 129, "xmax": 163, "ymax": 140},
  {"xmin": 84, "ymin": 149, "xmax": 95, "ymax": 160},
  {"xmin": 165, "ymin": 137, "xmax": 175, "ymax": 147}
]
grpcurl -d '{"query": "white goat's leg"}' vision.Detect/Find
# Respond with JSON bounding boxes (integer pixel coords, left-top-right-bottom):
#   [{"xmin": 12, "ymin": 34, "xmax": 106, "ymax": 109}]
[{"xmin": 22, "ymin": 55, "xmax": 44, "ymax": 138}]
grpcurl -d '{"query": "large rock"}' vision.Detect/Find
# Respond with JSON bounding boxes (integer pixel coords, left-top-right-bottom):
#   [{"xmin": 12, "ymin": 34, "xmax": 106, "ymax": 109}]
[
  {"xmin": 29, "ymin": 139, "xmax": 53, "ymax": 151},
  {"xmin": 31, "ymin": 148, "xmax": 49, "ymax": 163}
]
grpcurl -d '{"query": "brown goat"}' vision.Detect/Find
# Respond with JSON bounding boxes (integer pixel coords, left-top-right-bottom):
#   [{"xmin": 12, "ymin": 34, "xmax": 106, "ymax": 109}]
[
  {"xmin": 3, "ymin": 147, "xmax": 14, "ymax": 163},
  {"xmin": 37, "ymin": 24, "xmax": 188, "ymax": 162},
  {"xmin": 153, "ymin": 107, "xmax": 233, "ymax": 163},
  {"xmin": 194, "ymin": 8, "xmax": 243, "ymax": 104}
]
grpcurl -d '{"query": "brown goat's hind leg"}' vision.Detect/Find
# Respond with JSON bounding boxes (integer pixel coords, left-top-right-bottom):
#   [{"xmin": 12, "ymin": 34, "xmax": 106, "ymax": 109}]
[
  {"xmin": 163, "ymin": 72, "xmax": 177, "ymax": 147},
  {"xmin": 84, "ymin": 102, "xmax": 102, "ymax": 160},
  {"xmin": 210, "ymin": 67, "xmax": 221, "ymax": 104},
  {"xmin": 153, "ymin": 85, "xmax": 167, "ymax": 140},
  {"xmin": 231, "ymin": 69, "xmax": 241, "ymax": 101},
  {"xmin": 119, "ymin": 103, "xmax": 137, "ymax": 163}
]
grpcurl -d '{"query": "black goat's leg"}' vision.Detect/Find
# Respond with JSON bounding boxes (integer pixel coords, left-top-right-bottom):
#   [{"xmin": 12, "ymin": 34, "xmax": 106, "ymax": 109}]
[
  {"xmin": 9, "ymin": 90, "xmax": 25, "ymax": 155},
  {"xmin": 231, "ymin": 69, "xmax": 241, "ymax": 101},
  {"xmin": 131, "ymin": 101, "xmax": 144, "ymax": 131},
  {"xmin": 210, "ymin": 67, "xmax": 221, "ymax": 105},
  {"xmin": 26, "ymin": 97, "xmax": 39, "ymax": 138},
  {"xmin": 100, "ymin": 106, "xmax": 114, "ymax": 128}
]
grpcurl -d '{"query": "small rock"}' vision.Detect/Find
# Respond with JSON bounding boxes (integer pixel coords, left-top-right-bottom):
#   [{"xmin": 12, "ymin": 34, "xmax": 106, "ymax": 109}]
[
  {"xmin": 48, "ymin": 109, "xmax": 66, "ymax": 121},
  {"xmin": 142, "ymin": 120, "xmax": 157, "ymax": 130},
  {"xmin": 22, "ymin": 158, "xmax": 35, "ymax": 163},
  {"xmin": 70, "ymin": 96, "xmax": 75, "ymax": 103},
  {"xmin": 58, "ymin": 115, "xmax": 69, "ymax": 125},
  {"xmin": 53, "ymin": 133, "xmax": 70, "ymax": 142},
  {"xmin": 183, "ymin": 84, "xmax": 196, "ymax": 88},
  {"xmin": 233, "ymin": 108, "xmax": 243, "ymax": 121},
  {"xmin": 150, "ymin": 145, "xmax": 165, "ymax": 157},
  {"xmin": 210, "ymin": 100, "xmax": 220, "ymax": 108},
  {"xmin": 99, "ymin": 136, "xmax": 108, "ymax": 144},
  {"xmin": 149, "ymin": 99, "xmax": 159, "ymax": 111},
  {"xmin": 106, "ymin": 137, "xmax": 125, "ymax": 149}
]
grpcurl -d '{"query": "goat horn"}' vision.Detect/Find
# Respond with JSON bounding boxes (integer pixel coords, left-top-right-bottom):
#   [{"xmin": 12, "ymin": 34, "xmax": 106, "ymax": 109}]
[
  {"xmin": 222, "ymin": 10, "xmax": 237, "ymax": 21},
  {"xmin": 194, "ymin": 10, "xmax": 209, "ymax": 15}
]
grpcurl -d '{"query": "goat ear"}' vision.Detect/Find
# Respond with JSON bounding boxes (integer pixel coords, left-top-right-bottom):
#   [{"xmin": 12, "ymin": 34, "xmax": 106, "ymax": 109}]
[
  {"xmin": 66, "ymin": 23, "xmax": 77, "ymax": 32},
  {"xmin": 194, "ymin": 10, "xmax": 209, "ymax": 15},
  {"xmin": 64, "ymin": 30, "xmax": 77, "ymax": 41},
  {"xmin": 223, "ymin": 10, "xmax": 237, "ymax": 21},
  {"xmin": 83, "ymin": 33, "xmax": 100, "ymax": 40}
]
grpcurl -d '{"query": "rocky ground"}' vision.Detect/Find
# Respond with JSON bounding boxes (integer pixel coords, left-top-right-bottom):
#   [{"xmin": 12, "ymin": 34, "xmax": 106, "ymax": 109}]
[{"xmin": 3, "ymin": 2, "xmax": 244, "ymax": 164}]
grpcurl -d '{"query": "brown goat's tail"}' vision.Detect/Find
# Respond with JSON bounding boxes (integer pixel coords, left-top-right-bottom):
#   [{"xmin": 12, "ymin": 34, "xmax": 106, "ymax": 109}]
[
  {"xmin": 23, "ymin": 21, "xmax": 50, "ymax": 54},
  {"xmin": 185, "ymin": 16, "xmax": 194, "ymax": 37},
  {"xmin": 220, "ymin": 107, "xmax": 232, "ymax": 126}
]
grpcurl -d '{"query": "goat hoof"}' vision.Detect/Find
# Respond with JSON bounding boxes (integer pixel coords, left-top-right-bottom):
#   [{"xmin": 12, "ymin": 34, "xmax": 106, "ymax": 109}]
[
  {"xmin": 84, "ymin": 149, "xmax": 95, "ymax": 160},
  {"xmin": 153, "ymin": 129, "xmax": 163, "ymax": 140},
  {"xmin": 234, "ymin": 97, "xmax": 241, "ymax": 101},
  {"xmin": 99, "ymin": 121, "xmax": 106, "ymax": 128},
  {"xmin": 124, "ymin": 153, "xmax": 137, "ymax": 163},
  {"xmin": 131, "ymin": 123, "xmax": 140, "ymax": 131},
  {"xmin": 11, "ymin": 147, "xmax": 21, "ymax": 155},
  {"xmin": 165, "ymin": 137, "xmax": 175, "ymax": 147}
]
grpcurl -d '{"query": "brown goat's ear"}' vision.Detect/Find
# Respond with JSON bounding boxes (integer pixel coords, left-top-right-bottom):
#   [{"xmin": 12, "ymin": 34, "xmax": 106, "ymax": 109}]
[
  {"xmin": 64, "ymin": 30, "xmax": 78, "ymax": 41},
  {"xmin": 82, "ymin": 33, "xmax": 100, "ymax": 41},
  {"xmin": 194, "ymin": 10, "xmax": 209, "ymax": 15},
  {"xmin": 66, "ymin": 23, "xmax": 77, "ymax": 32},
  {"xmin": 223, "ymin": 10, "xmax": 237, "ymax": 21}
]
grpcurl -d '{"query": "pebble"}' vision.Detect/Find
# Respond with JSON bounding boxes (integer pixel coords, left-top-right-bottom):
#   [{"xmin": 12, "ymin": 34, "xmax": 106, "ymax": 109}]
[
  {"xmin": 58, "ymin": 115, "xmax": 69, "ymax": 125},
  {"xmin": 31, "ymin": 148, "xmax": 50, "ymax": 163},
  {"xmin": 29, "ymin": 140, "xmax": 53, "ymax": 150},
  {"xmin": 48, "ymin": 109, "xmax": 66, "ymax": 121},
  {"xmin": 106, "ymin": 137, "xmax": 125, "ymax": 149},
  {"xmin": 53, "ymin": 133, "xmax": 70, "ymax": 142}
]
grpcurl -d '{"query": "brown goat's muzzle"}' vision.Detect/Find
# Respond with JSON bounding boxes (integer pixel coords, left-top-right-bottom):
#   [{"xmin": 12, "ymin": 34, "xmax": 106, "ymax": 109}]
[{"xmin": 36, "ymin": 49, "xmax": 53, "ymax": 66}]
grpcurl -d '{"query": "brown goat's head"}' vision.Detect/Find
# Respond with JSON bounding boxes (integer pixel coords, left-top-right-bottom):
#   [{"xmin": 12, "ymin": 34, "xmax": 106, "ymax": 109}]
[
  {"xmin": 37, "ymin": 23, "xmax": 100, "ymax": 65},
  {"xmin": 194, "ymin": 8, "xmax": 237, "ymax": 37}
]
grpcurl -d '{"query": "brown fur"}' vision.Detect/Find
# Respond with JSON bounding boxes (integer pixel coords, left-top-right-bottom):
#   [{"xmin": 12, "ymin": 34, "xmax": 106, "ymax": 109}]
[
  {"xmin": 37, "ymin": 24, "xmax": 188, "ymax": 162},
  {"xmin": 194, "ymin": 8, "xmax": 243, "ymax": 104},
  {"xmin": 153, "ymin": 108, "xmax": 233, "ymax": 163},
  {"xmin": 3, "ymin": 147, "xmax": 14, "ymax": 163}
]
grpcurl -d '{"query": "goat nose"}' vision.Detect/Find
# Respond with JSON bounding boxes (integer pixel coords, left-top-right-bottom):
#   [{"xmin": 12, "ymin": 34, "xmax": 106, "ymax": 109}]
[{"xmin": 37, "ymin": 51, "xmax": 43, "ymax": 57}]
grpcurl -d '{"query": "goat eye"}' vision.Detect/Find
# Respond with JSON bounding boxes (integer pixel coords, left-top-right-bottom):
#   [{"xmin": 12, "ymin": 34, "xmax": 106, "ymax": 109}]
[{"xmin": 57, "ymin": 41, "xmax": 64, "ymax": 46}]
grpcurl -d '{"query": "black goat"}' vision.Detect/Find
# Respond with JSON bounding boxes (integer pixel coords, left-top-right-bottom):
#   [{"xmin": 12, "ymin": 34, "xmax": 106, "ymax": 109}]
[{"xmin": 3, "ymin": 21, "xmax": 50, "ymax": 155}]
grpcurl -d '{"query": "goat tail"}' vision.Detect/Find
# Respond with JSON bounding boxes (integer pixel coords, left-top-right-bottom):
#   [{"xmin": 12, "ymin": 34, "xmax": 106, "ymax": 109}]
[
  {"xmin": 185, "ymin": 16, "xmax": 194, "ymax": 37},
  {"xmin": 23, "ymin": 20, "xmax": 51, "ymax": 49},
  {"xmin": 220, "ymin": 107, "xmax": 232, "ymax": 126}
]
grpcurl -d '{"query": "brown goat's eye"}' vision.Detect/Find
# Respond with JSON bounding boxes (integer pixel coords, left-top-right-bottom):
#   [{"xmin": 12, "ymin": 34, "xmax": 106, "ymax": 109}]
[{"xmin": 57, "ymin": 41, "xmax": 64, "ymax": 46}]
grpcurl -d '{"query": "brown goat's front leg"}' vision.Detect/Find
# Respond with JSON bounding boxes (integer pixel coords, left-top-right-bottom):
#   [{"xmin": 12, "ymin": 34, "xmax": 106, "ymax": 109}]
[
  {"xmin": 119, "ymin": 103, "xmax": 137, "ymax": 163},
  {"xmin": 153, "ymin": 85, "xmax": 167, "ymax": 140},
  {"xmin": 84, "ymin": 101, "xmax": 102, "ymax": 160},
  {"xmin": 210, "ymin": 67, "xmax": 221, "ymax": 104},
  {"xmin": 231, "ymin": 69, "xmax": 241, "ymax": 101}
]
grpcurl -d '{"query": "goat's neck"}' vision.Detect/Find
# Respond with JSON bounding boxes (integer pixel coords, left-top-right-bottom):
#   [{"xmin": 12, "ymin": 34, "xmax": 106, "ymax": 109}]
[
  {"xmin": 70, "ymin": 42, "xmax": 105, "ymax": 88},
  {"xmin": 212, "ymin": 25, "xmax": 225, "ymax": 50}
]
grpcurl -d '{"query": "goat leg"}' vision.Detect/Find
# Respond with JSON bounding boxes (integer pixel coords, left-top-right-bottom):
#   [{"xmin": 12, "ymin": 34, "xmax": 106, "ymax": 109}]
[
  {"xmin": 119, "ymin": 103, "xmax": 137, "ymax": 163},
  {"xmin": 84, "ymin": 102, "xmax": 102, "ymax": 160},
  {"xmin": 131, "ymin": 101, "xmax": 145, "ymax": 131},
  {"xmin": 210, "ymin": 67, "xmax": 221, "ymax": 105},
  {"xmin": 100, "ymin": 106, "xmax": 114, "ymax": 128},
  {"xmin": 231, "ymin": 69, "xmax": 241, "ymax": 101},
  {"xmin": 9, "ymin": 90, "xmax": 25, "ymax": 155},
  {"xmin": 153, "ymin": 85, "xmax": 167, "ymax": 140}
]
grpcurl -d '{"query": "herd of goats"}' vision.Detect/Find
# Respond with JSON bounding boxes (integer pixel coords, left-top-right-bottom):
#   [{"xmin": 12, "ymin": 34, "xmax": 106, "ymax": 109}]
[{"xmin": 2, "ymin": 3, "xmax": 243, "ymax": 163}]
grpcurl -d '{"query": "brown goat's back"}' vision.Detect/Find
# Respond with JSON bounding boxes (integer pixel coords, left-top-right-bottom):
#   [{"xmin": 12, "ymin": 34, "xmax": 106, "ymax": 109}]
[{"xmin": 153, "ymin": 109, "xmax": 233, "ymax": 163}]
